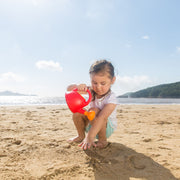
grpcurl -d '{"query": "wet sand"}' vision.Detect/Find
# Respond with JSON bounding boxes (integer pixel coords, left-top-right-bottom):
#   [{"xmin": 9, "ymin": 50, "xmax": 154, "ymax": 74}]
[{"xmin": 0, "ymin": 105, "xmax": 179, "ymax": 180}]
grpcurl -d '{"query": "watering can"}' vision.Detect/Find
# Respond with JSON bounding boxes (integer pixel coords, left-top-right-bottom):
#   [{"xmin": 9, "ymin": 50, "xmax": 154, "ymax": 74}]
[{"xmin": 65, "ymin": 88, "xmax": 95, "ymax": 121}]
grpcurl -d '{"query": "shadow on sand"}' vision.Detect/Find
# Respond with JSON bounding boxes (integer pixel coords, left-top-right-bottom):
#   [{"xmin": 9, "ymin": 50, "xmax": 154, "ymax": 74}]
[{"xmin": 85, "ymin": 142, "xmax": 178, "ymax": 180}]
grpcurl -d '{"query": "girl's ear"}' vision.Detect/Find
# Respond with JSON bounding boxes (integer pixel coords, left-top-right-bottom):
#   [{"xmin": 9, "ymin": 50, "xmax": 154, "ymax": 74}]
[{"xmin": 111, "ymin": 76, "xmax": 116, "ymax": 84}]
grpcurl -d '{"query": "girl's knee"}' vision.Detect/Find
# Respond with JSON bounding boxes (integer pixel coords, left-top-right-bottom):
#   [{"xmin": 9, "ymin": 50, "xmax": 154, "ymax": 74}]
[
  {"xmin": 89, "ymin": 107, "xmax": 100, "ymax": 115},
  {"xmin": 73, "ymin": 112, "xmax": 83, "ymax": 119},
  {"xmin": 73, "ymin": 113, "xmax": 88, "ymax": 123}
]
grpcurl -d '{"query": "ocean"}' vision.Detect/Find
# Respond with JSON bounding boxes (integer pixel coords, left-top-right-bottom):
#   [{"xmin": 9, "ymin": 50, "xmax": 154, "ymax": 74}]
[{"xmin": 0, "ymin": 96, "xmax": 180, "ymax": 106}]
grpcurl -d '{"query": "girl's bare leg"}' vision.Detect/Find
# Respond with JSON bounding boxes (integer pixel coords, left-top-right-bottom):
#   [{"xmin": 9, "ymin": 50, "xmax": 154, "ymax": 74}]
[
  {"xmin": 96, "ymin": 120, "xmax": 108, "ymax": 148},
  {"xmin": 68, "ymin": 113, "xmax": 89, "ymax": 143},
  {"xmin": 89, "ymin": 107, "xmax": 108, "ymax": 148}
]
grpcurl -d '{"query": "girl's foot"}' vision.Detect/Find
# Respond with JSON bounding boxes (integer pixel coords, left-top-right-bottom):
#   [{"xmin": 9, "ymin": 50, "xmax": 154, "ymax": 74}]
[
  {"xmin": 96, "ymin": 141, "xmax": 109, "ymax": 149},
  {"xmin": 68, "ymin": 136, "xmax": 84, "ymax": 143}
]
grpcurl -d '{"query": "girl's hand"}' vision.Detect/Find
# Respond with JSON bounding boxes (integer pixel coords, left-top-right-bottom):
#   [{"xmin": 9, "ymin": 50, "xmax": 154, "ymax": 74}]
[
  {"xmin": 78, "ymin": 136, "xmax": 96, "ymax": 150},
  {"xmin": 77, "ymin": 84, "xmax": 88, "ymax": 93}
]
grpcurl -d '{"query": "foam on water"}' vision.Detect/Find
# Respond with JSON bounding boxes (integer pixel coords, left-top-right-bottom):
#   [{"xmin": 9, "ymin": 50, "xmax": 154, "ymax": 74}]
[{"xmin": 0, "ymin": 96, "xmax": 180, "ymax": 106}]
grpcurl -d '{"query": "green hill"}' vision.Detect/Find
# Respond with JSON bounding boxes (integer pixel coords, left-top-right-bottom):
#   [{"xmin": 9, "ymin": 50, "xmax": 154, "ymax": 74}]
[{"xmin": 119, "ymin": 81, "xmax": 180, "ymax": 98}]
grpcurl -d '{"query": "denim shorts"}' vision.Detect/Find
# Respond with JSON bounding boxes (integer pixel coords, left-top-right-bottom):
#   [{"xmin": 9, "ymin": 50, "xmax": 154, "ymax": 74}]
[{"xmin": 85, "ymin": 118, "xmax": 115, "ymax": 139}]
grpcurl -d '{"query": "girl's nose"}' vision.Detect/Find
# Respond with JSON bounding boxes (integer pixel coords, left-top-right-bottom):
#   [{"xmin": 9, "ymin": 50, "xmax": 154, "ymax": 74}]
[
  {"xmin": 96, "ymin": 84, "xmax": 100, "ymax": 88},
  {"xmin": 96, "ymin": 84, "xmax": 101, "ymax": 90}
]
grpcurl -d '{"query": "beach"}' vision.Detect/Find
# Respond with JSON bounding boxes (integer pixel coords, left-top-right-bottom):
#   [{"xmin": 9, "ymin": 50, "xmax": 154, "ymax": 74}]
[{"xmin": 0, "ymin": 105, "xmax": 179, "ymax": 180}]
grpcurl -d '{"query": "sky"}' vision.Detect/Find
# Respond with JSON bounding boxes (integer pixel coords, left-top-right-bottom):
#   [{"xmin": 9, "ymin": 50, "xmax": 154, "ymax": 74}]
[{"xmin": 0, "ymin": 0, "xmax": 180, "ymax": 97}]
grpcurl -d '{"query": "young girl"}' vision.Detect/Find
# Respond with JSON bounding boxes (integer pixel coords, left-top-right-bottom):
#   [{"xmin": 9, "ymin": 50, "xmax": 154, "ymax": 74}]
[{"xmin": 67, "ymin": 60, "xmax": 117, "ymax": 150}]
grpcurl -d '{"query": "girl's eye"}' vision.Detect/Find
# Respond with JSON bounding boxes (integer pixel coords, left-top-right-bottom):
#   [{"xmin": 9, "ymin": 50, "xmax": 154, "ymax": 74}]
[{"xmin": 101, "ymin": 82, "xmax": 106, "ymax": 85}]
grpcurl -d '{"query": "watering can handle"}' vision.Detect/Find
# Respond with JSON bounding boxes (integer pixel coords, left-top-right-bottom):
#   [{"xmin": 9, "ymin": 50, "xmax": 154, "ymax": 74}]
[{"xmin": 73, "ymin": 88, "xmax": 92, "ymax": 105}]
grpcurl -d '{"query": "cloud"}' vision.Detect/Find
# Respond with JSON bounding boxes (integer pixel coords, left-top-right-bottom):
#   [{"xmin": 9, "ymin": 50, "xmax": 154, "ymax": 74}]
[
  {"xmin": 31, "ymin": 0, "xmax": 71, "ymax": 8},
  {"xmin": 114, "ymin": 75, "xmax": 152, "ymax": 95},
  {"xmin": 176, "ymin": 47, "xmax": 180, "ymax": 53},
  {"xmin": 117, "ymin": 75, "xmax": 151, "ymax": 83},
  {"xmin": 36, "ymin": 60, "xmax": 63, "ymax": 72},
  {"xmin": 141, "ymin": 35, "xmax": 150, "ymax": 40},
  {"xmin": 0, "ymin": 72, "xmax": 25, "ymax": 82}
]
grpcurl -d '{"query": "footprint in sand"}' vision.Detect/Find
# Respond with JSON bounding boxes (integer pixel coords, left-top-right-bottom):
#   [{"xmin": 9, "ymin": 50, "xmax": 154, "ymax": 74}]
[
  {"xmin": 13, "ymin": 140, "xmax": 22, "ymax": 145},
  {"xmin": 0, "ymin": 150, "xmax": 7, "ymax": 158},
  {"xmin": 26, "ymin": 111, "xmax": 32, "ymax": 117},
  {"xmin": 158, "ymin": 146, "xmax": 171, "ymax": 150},
  {"xmin": 128, "ymin": 155, "xmax": 146, "ymax": 170},
  {"xmin": 157, "ymin": 121, "xmax": 172, "ymax": 125},
  {"xmin": 143, "ymin": 138, "xmax": 152, "ymax": 142}
]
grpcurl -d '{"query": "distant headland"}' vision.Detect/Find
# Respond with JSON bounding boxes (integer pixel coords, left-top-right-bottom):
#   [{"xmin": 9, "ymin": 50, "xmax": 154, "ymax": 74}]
[
  {"xmin": 118, "ymin": 81, "xmax": 180, "ymax": 98},
  {"xmin": 0, "ymin": 91, "xmax": 36, "ymax": 96}
]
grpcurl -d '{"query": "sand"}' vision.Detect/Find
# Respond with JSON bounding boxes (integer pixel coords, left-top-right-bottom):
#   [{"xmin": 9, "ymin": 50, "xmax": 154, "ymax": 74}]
[{"xmin": 0, "ymin": 104, "xmax": 179, "ymax": 180}]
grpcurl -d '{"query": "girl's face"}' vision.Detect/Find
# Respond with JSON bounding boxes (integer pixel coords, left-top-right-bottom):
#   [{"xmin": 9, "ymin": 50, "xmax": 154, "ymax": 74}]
[{"xmin": 90, "ymin": 73, "xmax": 116, "ymax": 98}]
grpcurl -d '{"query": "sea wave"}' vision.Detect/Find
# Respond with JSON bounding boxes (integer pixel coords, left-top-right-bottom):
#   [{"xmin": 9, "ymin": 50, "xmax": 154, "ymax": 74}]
[
  {"xmin": 0, "ymin": 96, "xmax": 180, "ymax": 106},
  {"xmin": 0, "ymin": 96, "xmax": 66, "ymax": 106}
]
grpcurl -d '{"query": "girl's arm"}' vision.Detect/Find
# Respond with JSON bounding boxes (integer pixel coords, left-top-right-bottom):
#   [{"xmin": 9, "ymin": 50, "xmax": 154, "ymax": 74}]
[
  {"xmin": 88, "ymin": 103, "xmax": 116, "ymax": 138},
  {"xmin": 79, "ymin": 103, "xmax": 116, "ymax": 149}
]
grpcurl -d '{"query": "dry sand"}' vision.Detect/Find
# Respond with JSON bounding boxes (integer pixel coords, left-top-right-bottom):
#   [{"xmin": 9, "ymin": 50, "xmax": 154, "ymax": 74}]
[{"xmin": 0, "ymin": 105, "xmax": 179, "ymax": 180}]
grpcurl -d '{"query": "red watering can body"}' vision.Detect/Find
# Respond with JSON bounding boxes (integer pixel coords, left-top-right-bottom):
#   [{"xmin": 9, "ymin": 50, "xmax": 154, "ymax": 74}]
[{"xmin": 65, "ymin": 88, "xmax": 95, "ymax": 121}]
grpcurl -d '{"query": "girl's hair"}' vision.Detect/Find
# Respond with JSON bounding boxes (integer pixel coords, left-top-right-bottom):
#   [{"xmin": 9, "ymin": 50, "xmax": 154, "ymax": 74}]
[
  {"xmin": 89, "ymin": 59, "xmax": 115, "ymax": 79},
  {"xmin": 89, "ymin": 60, "xmax": 115, "ymax": 100}
]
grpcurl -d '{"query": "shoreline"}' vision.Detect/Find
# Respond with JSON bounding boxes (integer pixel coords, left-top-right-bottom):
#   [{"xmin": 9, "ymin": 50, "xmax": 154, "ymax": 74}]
[
  {"xmin": 0, "ymin": 103, "xmax": 180, "ymax": 108},
  {"xmin": 0, "ymin": 105, "xmax": 179, "ymax": 179},
  {"xmin": 0, "ymin": 96, "xmax": 180, "ymax": 107}
]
